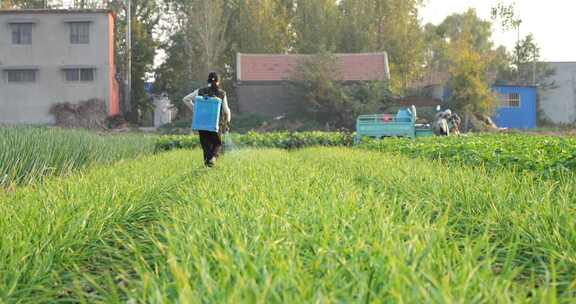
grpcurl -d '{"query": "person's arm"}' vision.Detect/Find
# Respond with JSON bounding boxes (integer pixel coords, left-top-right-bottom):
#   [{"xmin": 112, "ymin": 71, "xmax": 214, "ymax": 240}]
[
  {"xmin": 182, "ymin": 89, "xmax": 199, "ymax": 110},
  {"xmin": 222, "ymin": 94, "xmax": 231, "ymax": 123}
]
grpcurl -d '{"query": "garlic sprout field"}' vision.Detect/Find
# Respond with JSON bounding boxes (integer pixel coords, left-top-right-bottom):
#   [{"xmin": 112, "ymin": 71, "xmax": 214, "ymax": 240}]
[
  {"xmin": 1, "ymin": 140, "xmax": 575, "ymax": 302},
  {"xmin": 0, "ymin": 127, "xmax": 157, "ymax": 188}
]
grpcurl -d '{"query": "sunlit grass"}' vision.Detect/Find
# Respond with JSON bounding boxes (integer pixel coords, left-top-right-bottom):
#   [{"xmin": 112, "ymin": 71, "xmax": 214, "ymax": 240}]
[
  {"xmin": 0, "ymin": 150, "xmax": 203, "ymax": 302},
  {"xmin": 2, "ymin": 147, "xmax": 574, "ymax": 302},
  {"xmin": 0, "ymin": 126, "xmax": 157, "ymax": 187}
]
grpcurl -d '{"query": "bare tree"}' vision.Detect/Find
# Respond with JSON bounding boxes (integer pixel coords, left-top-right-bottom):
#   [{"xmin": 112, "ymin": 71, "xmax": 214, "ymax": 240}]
[{"xmin": 180, "ymin": 0, "xmax": 231, "ymax": 79}]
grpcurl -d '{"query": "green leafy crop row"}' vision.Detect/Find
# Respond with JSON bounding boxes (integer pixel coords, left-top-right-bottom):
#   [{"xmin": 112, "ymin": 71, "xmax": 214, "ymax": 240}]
[
  {"xmin": 158, "ymin": 132, "xmax": 576, "ymax": 178},
  {"xmin": 359, "ymin": 134, "xmax": 576, "ymax": 178},
  {"xmin": 155, "ymin": 131, "xmax": 355, "ymax": 151}
]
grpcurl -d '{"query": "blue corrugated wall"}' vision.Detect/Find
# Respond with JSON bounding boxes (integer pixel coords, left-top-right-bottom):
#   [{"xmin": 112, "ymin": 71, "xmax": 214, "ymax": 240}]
[{"xmin": 492, "ymin": 86, "xmax": 537, "ymax": 129}]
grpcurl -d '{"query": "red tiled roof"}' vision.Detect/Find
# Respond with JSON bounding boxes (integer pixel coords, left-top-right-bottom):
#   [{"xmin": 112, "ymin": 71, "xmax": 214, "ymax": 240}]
[{"xmin": 237, "ymin": 53, "xmax": 390, "ymax": 82}]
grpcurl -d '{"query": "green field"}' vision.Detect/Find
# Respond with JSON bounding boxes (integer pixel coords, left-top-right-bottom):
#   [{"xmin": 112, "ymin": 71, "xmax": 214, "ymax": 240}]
[
  {"xmin": 0, "ymin": 127, "xmax": 157, "ymax": 188},
  {"xmin": 1, "ymin": 146, "xmax": 575, "ymax": 303}
]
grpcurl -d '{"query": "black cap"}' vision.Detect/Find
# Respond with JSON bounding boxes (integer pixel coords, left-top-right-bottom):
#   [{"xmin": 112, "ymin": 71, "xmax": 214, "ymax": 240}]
[{"xmin": 208, "ymin": 72, "xmax": 219, "ymax": 83}]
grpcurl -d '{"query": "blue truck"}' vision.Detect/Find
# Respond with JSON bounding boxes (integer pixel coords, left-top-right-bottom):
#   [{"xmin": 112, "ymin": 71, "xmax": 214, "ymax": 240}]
[{"xmin": 355, "ymin": 106, "xmax": 433, "ymax": 143}]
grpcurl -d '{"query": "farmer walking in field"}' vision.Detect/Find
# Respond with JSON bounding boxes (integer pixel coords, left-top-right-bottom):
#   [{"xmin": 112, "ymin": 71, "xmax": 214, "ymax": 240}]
[{"xmin": 183, "ymin": 72, "xmax": 232, "ymax": 167}]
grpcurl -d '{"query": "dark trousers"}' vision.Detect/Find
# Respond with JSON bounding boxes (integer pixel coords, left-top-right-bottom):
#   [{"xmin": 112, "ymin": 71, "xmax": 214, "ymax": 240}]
[{"xmin": 198, "ymin": 130, "xmax": 222, "ymax": 163}]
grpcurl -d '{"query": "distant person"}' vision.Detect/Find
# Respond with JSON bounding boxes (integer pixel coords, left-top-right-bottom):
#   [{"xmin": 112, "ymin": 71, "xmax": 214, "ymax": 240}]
[
  {"xmin": 183, "ymin": 72, "xmax": 231, "ymax": 167},
  {"xmin": 449, "ymin": 111, "xmax": 462, "ymax": 135},
  {"xmin": 433, "ymin": 109, "xmax": 451, "ymax": 136},
  {"xmin": 433, "ymin": 109, "xmax": 461, "ymax": 136}
]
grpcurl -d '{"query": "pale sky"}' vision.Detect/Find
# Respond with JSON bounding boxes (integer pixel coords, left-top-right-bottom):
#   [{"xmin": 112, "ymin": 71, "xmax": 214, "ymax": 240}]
[{"xmin": 421, "ymin": 0, "xmax": 576, "ymax": 62}]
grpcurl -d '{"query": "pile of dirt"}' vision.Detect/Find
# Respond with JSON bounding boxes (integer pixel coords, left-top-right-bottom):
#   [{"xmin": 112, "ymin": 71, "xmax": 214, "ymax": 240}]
[{"xmin": 50, "ymin": 99, "xmax": 108, "ymax": 129}]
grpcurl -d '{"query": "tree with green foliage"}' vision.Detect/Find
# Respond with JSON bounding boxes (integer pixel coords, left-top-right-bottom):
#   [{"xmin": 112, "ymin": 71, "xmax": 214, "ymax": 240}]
[
  {"xmin": 337, "ymin": 0, "xmax": 425, "ymax": 93},
  {"xmin": 289, "ymin": 53, "xmax": 350, "ymax": 127},
  {"xmin": 153, "ymin": 32, "xmax": 202, "ymax": 109},
  {"xmin": 107, "ymin": 0, "xmax": 160, "ymax": 123},
  {"xmin": 229, "ymin": 0, "xmax": 293, "ymax": 54},
  {"xmin": 448, "ymin": 34, "xmax": 496, "ymax": 120},
  {"xmin": 438, "ymin": 9, "xmax": 494, "ymax": 54},
  {"xmin": 154, "ymin": 0, "xmax": 235, "ymax": 120},
  {"xmin": 346, "ymin": 80, "xmax": 393, "ymax": 116},
  {"xmin": 161, "ymin": 0, "xmax": 234, "ymax": 80},
  {"xmin": 514, "ymin": 34, "xmax": 555, "ymax": 90},
  {"xmin": 289, "ymin": 53, "xmax": 391, "ymax": 129},
  {"xmin": 293, "ymin": 0, "xmax": 341, "ymax": 53},
  {"xmin": 424, "ymin": 9, "xmax": 494, "ymax": 73},
  {"xmin": 337, "ymin": 0, "xmax": 378, "ymax": 53},
  {"xmin": 376, "ymin": 0, "xmax": 424, "ymax": 93}
]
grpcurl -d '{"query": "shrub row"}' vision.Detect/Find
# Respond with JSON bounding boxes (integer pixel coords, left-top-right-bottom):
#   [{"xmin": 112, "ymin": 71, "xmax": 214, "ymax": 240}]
[{"xmin": 155, "ymin": 131, "xmax": 355, "ymax": 151}]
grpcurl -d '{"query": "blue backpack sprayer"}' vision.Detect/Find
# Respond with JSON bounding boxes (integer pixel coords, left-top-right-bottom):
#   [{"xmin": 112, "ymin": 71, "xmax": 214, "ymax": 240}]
[{"xmin": 191, "ymin": 95, "xmax": 233, "ymax": 152}]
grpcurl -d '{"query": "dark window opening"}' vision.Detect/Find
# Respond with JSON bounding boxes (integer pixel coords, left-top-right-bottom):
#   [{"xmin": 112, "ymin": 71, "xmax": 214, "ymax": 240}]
[
  {"xmin": 64, "ymin": 68, "xmax": 95, "ymax": 82},
  {"xmin": 70, "ymin": 22, "xmax": 90, "ymax": 44},
  {"xmin": 11, "ymin": 23, "xmax": 32, "ymax": 45},
  {"xmin": 498, "ymin": 92, "xmax": 521, "ymax": 108},
  {"xmin": 6, "ymin": 70, "xmax": 36, "ymax": 83}
]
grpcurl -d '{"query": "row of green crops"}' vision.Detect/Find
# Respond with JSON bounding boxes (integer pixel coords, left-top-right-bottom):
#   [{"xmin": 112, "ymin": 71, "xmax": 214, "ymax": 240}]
[
  {"xmin": 157, "ymin": 132, "xmax": 576, "ymax": 177},
  {"xmin": 359, "ymin": 134, "xmax": 576, "ymax": 178},
  {"xmin": 5, "ymin": 127, "xmax": 574, "ymax": 188},
  {"xmin": 155, "ymin": 131, "xmax": 354, "ymax": 151},
  {"xmin": 0, "ymin": 150, "xmax": 204, "ymax": 302},
  {"xmin": 0, "ymin": 126, "xmax": 157, "ymax": 187},
  {"xmin": 3, "ymin": 148, "xmax": 574, "ymax": 302}
]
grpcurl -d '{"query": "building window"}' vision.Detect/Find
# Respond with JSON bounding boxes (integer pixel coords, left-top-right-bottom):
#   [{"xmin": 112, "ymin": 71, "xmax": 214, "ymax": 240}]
[
  {"xmin": 11, "ymin": 23, "xmax": 32, "ymax": 45},
  {"xmin": 64, "ymin": 68, "xmax": 95, "ymax": 82},
  {"xmin": 69, "ymin": 22, "xmax": 90, "ymax": 44},
  {"xmin": 6, "ymin": 70, "xmax": 36, "ymax": 83},
  {"xmin": 498, "ymin": 92, "xmax": 521, "ymax": 108}
]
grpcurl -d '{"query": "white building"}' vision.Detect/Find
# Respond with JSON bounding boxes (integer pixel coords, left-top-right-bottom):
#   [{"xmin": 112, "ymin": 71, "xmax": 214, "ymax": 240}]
[
  {"xmin": 0, "ymin": 9, "xmax": 119, "ymax": 124},
  {"xmin": 540, "ymin": 62, "xmax": 576, "ymax": 124}
]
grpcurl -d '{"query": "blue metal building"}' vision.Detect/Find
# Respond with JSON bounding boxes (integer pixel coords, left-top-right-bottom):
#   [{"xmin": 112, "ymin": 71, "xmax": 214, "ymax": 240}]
[{"xmin": 491, "ymin": 85, "xmax": 537, "ymax": 129}]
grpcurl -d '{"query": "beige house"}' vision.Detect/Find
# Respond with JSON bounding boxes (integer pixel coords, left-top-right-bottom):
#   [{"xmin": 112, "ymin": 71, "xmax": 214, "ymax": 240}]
[{"xmin": 0, "ymin": 9, "xmax": 119, "ymax": 124}]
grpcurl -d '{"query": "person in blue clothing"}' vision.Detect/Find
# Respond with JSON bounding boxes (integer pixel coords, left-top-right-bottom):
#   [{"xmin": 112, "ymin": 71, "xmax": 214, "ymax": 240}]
[{"xmin": 183, "ymin": 72, "xmax": 232, "ymax": 167}]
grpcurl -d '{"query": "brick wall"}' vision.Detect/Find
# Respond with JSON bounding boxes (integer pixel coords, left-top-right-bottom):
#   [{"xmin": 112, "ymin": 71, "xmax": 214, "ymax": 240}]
[{"xmin": 237, "ymin": 82, "xmax": 302, "ymax": 118}]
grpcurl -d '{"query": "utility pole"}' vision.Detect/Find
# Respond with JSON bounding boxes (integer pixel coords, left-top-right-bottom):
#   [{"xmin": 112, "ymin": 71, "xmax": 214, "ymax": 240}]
[{"xmin": 125, "ymin": 0, "xmax": 132, "ymax": 114}]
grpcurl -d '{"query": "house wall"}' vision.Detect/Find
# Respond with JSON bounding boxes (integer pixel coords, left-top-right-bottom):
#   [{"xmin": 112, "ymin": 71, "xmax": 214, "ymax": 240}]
[
  {"xmin": 492, "ymin": 86, "xmax": 537, "ymax": 129},
  {"xmin": 0, "ymin": 11, "xmax": 114, "ymax": 124},
  {"xmin": 237, "ymin": 82, "xmax": 302, "ymax": 118},
  {"xmin": 437, "ymin": 84, "xmax": 536, "ymax": 129},
  {"xmin": 540, "ymin": 62, "xmax": 576, "ymax": 124}
]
